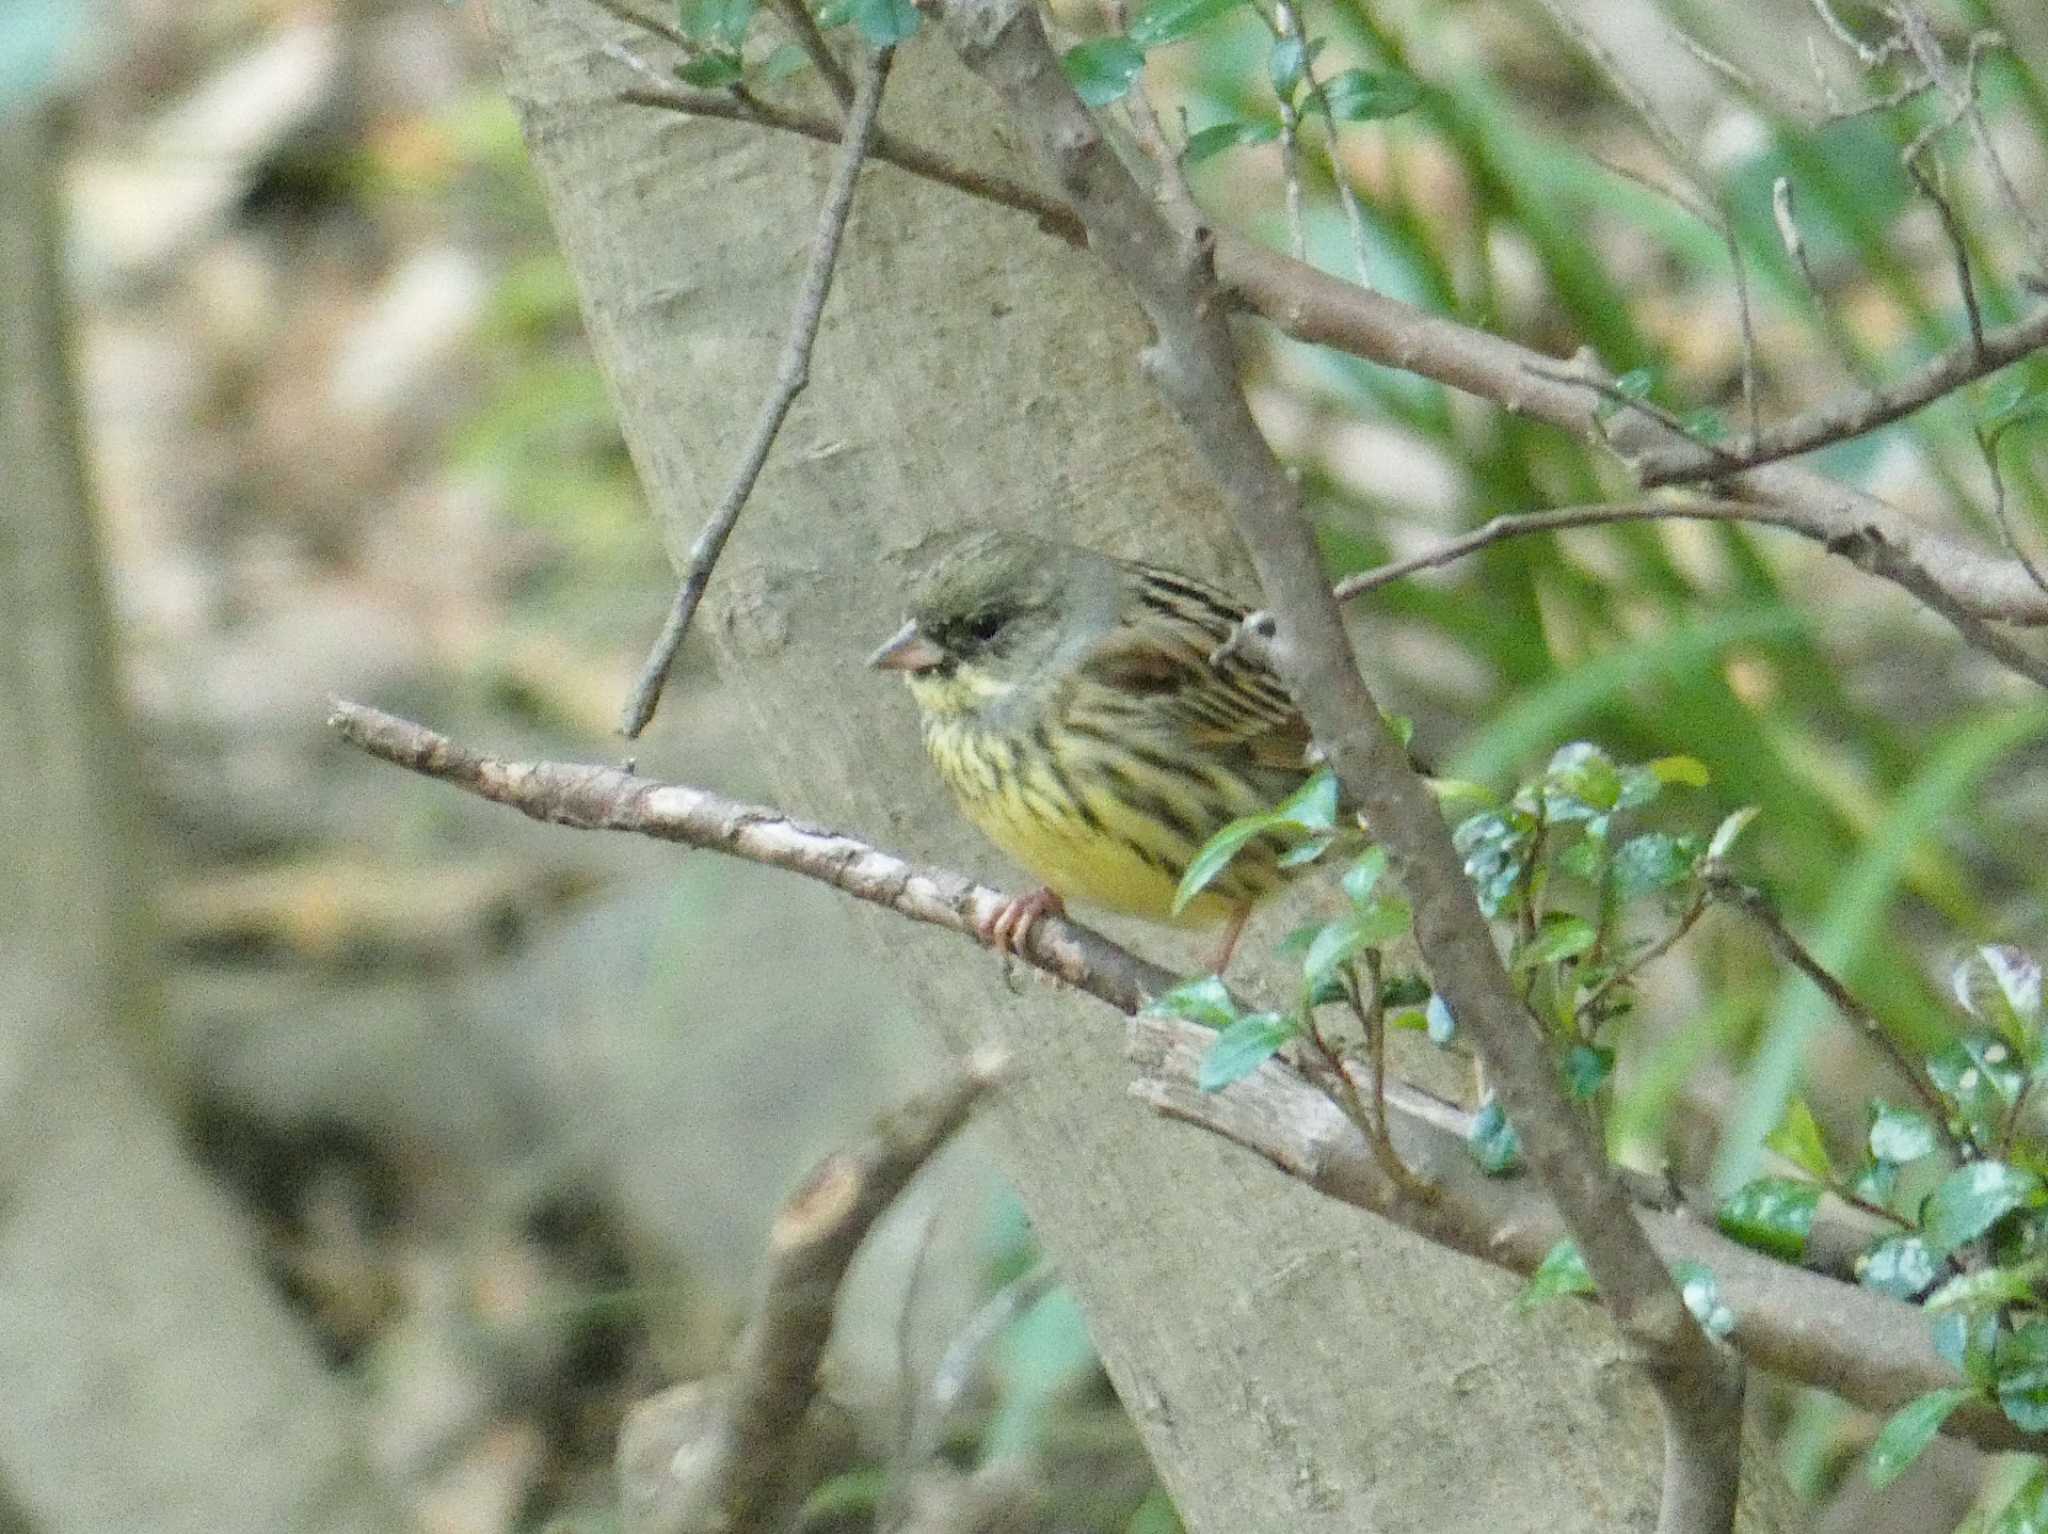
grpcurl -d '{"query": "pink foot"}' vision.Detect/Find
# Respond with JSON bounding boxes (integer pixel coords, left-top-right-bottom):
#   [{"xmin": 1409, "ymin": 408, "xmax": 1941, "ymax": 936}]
[{"xmin": 979, "ymin": 886, "xmax": 1066, "ymax": 956}]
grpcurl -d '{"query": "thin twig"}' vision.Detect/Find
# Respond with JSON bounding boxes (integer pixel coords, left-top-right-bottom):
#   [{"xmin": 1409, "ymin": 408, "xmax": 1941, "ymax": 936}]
[
  {"xmin": 619, "ymin": 84, "xmax": 1086, "ymax": 244},
  {"xmin": 1283, "ymin": 0, "xmax": 1374, "ymax": 287},
  {"xmin": 584, "ymin": 0, "xmax": 692, "ymax": 54},
  {"xmin": 618, "ymin": 77, "xmax": 2048, "ymax": 650},
  {"xmin": 768, "ymin": 0, "xmax": 857, "ymax": 109},
  {"xmin": 1708, "ymin": 874, "xmax": 1972, "ymax": 1159},
  {"xmin": 1576, "ymin": 890, "xmax": 1709, "ymax": 1029},
  {"xmin": 1633, "ymin": 305, "xmax": 2048, "ymax": 486},
  {"xmin": 1904, "ymin": 142, "xmax": 1985, "ymax": 360},
  {"xmin": 1979, "ymin": 425, "xmax": 2048, "ymax": 600},
  {"xmin": 1259, "ymin": 1, "xmax": 1308, "ymax": 263},
  {"xmin": 620, "ymin": 47, "xmax": 895, "ymax": 738}
]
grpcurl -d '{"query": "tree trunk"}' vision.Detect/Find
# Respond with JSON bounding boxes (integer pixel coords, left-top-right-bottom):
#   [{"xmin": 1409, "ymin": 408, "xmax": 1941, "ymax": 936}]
[
  {"xmin": 0, "ymin": 102, "xmax": 402, "ymax": 1534},
  {"xmin": 482, "ymin": 16, "xmax": 1800, "ymax": 1530}
]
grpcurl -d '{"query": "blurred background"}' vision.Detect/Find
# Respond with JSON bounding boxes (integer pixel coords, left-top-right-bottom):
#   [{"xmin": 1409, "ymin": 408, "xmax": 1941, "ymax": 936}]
[{"xmin": 5, "ymin": 0, "xmax": 2047, "ymax": 1528}]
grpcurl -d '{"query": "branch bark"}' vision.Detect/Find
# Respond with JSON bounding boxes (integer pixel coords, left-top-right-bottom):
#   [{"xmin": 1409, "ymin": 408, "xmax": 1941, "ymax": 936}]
[
  {"xmin": 479, "ymin": 7, "xmax": 1807, "ymax": 1525},
  {"xmin": 330, "ymin": 703, "xmax": 2021, "ymax": 1460},
  {"xmin": 931, "ymin": 0, "xmax": 1745, "ymax": 1523}
]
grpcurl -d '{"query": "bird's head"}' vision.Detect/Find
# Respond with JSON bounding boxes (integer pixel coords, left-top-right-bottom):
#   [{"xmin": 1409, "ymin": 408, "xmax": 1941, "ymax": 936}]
[{"xmin": 868, "ymin": 529, "xmax": 1118, "ymax": 725}]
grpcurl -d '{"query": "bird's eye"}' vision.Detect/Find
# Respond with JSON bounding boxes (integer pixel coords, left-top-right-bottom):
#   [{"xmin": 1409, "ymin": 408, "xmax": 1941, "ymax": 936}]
[{"xmin": 964, "ymin": 608, "xmax": 1009, "ymax": 644}]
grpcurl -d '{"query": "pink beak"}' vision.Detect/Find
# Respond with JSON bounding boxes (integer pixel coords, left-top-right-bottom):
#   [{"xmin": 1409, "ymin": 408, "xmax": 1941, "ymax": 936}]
[{"xmin": 868, "ymin": 619, "xmax": 945, "ymax": 674}]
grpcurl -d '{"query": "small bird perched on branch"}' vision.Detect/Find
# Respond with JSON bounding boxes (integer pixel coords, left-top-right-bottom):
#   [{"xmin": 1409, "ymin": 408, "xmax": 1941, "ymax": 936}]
[{"xmin": 869, "ymin": 528, "xmax": 1338, "ymax": 970}]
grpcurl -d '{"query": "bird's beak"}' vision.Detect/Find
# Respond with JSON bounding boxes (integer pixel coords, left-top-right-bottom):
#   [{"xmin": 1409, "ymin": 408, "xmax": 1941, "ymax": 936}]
[{"xmin": 868, "ymin": 618, "xmax": 945, "ymax": 673}]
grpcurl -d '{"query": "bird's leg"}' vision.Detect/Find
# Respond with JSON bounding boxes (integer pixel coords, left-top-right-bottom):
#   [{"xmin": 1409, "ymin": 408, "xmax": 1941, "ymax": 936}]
[
  {"xmin": 980, "ymin": 886, "xmax": 1066, "ymax": 956},
  {"xmin": 1202, "ymin": 902, "xmax": 1254, "ymax": 975}
]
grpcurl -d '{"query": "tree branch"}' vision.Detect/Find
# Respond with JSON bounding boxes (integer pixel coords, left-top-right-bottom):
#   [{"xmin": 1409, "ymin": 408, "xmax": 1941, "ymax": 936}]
[
  {"xmin": 1126, "ymin": 1015, "xmax": 2031, "ymax": 1454},
  {"xmin": 930, "ymin": 0, "xmax": 1744, "ymax": 1522},
  {"xmin": 613, "ymin": 75, "xmax": 2048, "ymax": 659},
  {"xmin": 619, "ymin": 1049, "xmax": 1007, "ymax": 1532},
  {"xmin": 619, "ymin": 46, "xmax": 894, "ymax": 738},
  {"xmin": 327, "ymin": 701, "xmax": 2030, "ymax": 1457},
  {"xmin": 1635, "ymin": 307, "xmax": 2048, "ymax": 487}
]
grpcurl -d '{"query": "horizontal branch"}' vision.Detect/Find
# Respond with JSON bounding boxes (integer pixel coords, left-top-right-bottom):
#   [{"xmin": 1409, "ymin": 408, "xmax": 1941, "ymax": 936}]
[
  {"xmin": 616, "ymin": 81, "xmax": 2048, "ymax": 648},
  {"xmin": 1127, "ymin": 1014, "xmax": 2035, "ymax": 1454},
  {"xmin": 330, "ymin": 700, "xmax": 2029, "ymax": 1455}
]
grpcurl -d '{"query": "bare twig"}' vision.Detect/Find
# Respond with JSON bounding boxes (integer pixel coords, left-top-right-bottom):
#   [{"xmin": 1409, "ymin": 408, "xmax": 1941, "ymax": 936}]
[
  {"xmin": 1979, "ymin": 423, "xmax": 2048, "ymax": 600},
  {"xmin": 933, "ymin": 0, "xmax": 1742, "ymax": 1523},
  {"xmin": 1281, "ymin": 0, "xmax": 1374, "ymax": 287},
  {"xmin": 1632, "ymin": 305, "xmax": 2048, "ymax": 486},
  {"xmin": 1707, "ymin": 873, "xmax": 1971, "ymax": 1159},
  {"xmin": 1904, "ymin": 146, "xmax": 1985, "ymax": 360},
  {"xmin": 768, "ymin": 0, "xmax": 857, "ymax": 108},
  {"xmin": 331, "ymin": 700, "xmax": 2027, "ymax": 1453},
  {"xmin": 1330, "ymin": 498, "xmax": 1756, "ymax": 600},
  {"xmin": 617, "ymin": 1048, "xmax": 1008, "ymax": 1532},
  {"xmin": 585, "ymin": 0, "xmax": 692, "ymax": 54},
  {"xmin": 615, "ymin": 81, "xmax": 2048, "ymax": 652},
  {"xmin": 620, "ymin": 84, "xmax": 1086, "ymax": 243},
  {"xmin": 620, "ymin": 47, "xmax": 894, "ymax": 738}
]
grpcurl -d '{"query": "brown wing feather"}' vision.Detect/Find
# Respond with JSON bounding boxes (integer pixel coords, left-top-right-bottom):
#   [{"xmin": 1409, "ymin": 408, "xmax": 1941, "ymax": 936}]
[{"xmin": 1081, "ymin": 561, "xmax": 1313, "ymax": 776}]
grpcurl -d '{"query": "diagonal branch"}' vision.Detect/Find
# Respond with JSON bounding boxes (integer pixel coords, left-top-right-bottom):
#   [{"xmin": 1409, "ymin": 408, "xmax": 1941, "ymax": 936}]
[
  {"xmin": 614, "ymin": 78, "xmax": 2048, "ymax": 657},
  {"xmin": 926, "ymin": 3, "xmax": 1744, "ymax": 1524},
  {"xmin": 1636, "ymin": 307, "xmax": 2048, "ymax": 487},
  {"xmin": 326, "ymin": 699, "xmax": 2030, "ymax": 1456},
  {"xmin": 619, "ymin": 46, "xmax": 894, "ymax": 739}
]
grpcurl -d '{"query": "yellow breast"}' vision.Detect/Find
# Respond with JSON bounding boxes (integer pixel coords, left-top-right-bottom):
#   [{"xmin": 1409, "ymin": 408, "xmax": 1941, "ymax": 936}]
[{"xmin": 917, "ymin": 712, "xmax": 1285, "ymax": 927}]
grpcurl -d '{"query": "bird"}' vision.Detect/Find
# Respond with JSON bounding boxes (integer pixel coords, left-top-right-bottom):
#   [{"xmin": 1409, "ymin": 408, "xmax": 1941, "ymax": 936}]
[{"xmin": 868, "ymin": 528, "xmax": 1329, "ymax": 972}]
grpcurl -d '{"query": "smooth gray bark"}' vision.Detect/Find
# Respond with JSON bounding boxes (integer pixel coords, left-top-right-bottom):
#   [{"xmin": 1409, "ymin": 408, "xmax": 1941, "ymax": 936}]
[
  {"xmin": 483, "ymin": 13, "xmax": 1800, "ymax": 1530},
  {"xmin": 0, "ymin": 103, "xmax": 402, "ymax": 1534}
]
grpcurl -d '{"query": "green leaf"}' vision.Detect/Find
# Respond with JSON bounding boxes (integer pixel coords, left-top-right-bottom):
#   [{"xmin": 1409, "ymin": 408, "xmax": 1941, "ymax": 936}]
[
  {"xmin": 1716, "ymin": 1176, "xmax": 1820, "ymax": 1261},
  {"xmin": 1468, "ymin": 1097, "xmax": 1522, "ymax": 1175},
  {"xmin": 1273, "ymin": 768, "xmax": 1340, "ymax": 832},
  {"xmin": 1143, "ymin": 974, "xmax": 1239, "ymax": 1029},
  {"xmin": 1704, "ymin": 804, "xmax": 1760, "ymax": 862},
  {"xmin": 1612, "ymin": 832, "xmax": 1695, "ymax": 898},
  {"xmin": 1922, "ymin": 1161, "xmax": 2046, "ymax": 1255},
  {"xmin": 1198, "ymin": 1011, "xmax": 1297, "ymax": 1091},
  {"xmin": 1453, "ymin": 807, "xmax": 1535, "ymax": 917},
  {"xmin": 1564, "ymin": 1044, "xmax": 1615, "ymax": 1100},
  {"xmin": 1303, "ymin": 900, "xmax": 1412, "ymax": 988},
  {"xmin": 1307, "ymin": 66, "xmax": 1421, "ymax": 122},
  {"xmin": 1649, "ymin": 754, "xmax": 1711, "ymax": 788},
  {"xmin": 1867, "ymin": 1387, "xmax": 1977, "ymax": 1489},
  {"xmin": 1275, "ymin": 832, "xmax": 1333, "ymax": 868},
  {"xmin": 846, "ymin": 0, "xmax": 918, "ymax": 46},
  {"xmin": 1857, "ymin": 1234, "xmax": 1938, "ymax": 1299},
  {"xmin": 1060, "ymin": 38, "xmax": 1145, "ymax": 106},
  {"xmin": 1172, "ymin": 813, "xmax": 1277, "ymax": 914},
  {"xmin": 674, "ymin": 50, "xmax": 745, "ymax": 86},
  {"xmin": 1517, "ymin": 1239, "xmax": 1593, "ymax": 1309},
  {"xmin": 1542, "ymin": 742, "xmax": 1622, "ymax": 820},
  {"xmin": 1424, "ymin": 993, "xmax": 1455, "ymax": 1045},
  {"xmin": 1182, "ymin": 118, "xmax": 1280, "ymax": 164},
  {"xmin": 1515, "ymin": 913, "xmax": 1596, "ymax": 970},
  {"xmin": 1934, "ymin": 1307, "xmax": 2002, "ymax": 1385},
  {"xmin": 755, "ymin": 42, "xmax": 811, "ymax": 79},
  {"xmin": 1267, "ymin": 33, "xmax": 1308, "ymax": 99},
  {"xmin": 1673, "ymin": 1260, "xmax": 1734, "ymax": 1338},
  {"xmin": 1988, "ymin": 1467, "xmax": 2048, "ymax": 1534},
  {"xmin": 1927, "ymin": 1259, "xmax": 2048, "ymax": 1313},
  {"xmin": 1766, "ymin": 1097, "xmax": 1833, "ymax": 1181},
  {"xmin": 1125, "ymin": 0, "xmax": 1243, "ymax": 47},
  {"xmin": 680, "ymin": 0, "xmax": 756, "ymax": 46},
  {"xmin": 1342, "ymin": 846, "xmax": 1388, "ymax": 908},
  {"xmin": 1955, "ymin": 945, "xmax": 2044, "ymax": 1055},
  {"xmin": 1868, "ymin": 1101, "xmax": 1941, "ymax": 1166},
  {"xmin": 1927, "ymin": 1034, "xmax": 2025, "ymax": 1147},
  {"xmin": 1984, "ymin": 385, "xmax": 2048, "ymax": 442},
  {"xmin": 1998, "ymin": 1322, "xmax": 2048, "ymax": 1431}
]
